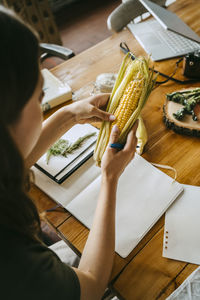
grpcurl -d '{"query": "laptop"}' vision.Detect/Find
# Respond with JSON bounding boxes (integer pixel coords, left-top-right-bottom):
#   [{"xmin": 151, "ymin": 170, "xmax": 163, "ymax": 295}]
[{"xmin": 128, "ymin": 0, "xmax": 200, "ymax": 61}]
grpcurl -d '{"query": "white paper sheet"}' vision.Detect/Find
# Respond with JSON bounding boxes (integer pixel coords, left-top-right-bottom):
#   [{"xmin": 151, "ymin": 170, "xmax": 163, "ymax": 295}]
[{"xmin": 163, "ymin": 184, "xmax": 200, "ymax": 265}]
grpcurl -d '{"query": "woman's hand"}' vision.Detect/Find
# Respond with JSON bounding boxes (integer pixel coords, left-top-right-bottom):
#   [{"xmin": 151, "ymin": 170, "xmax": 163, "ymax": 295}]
[
  {"xmin": 101, "ymin": 121, "xmax": 138, "ymax": 182},
  {"xmin": 69, "ymin": 93, "xmax": 115, "ymax": 124}
]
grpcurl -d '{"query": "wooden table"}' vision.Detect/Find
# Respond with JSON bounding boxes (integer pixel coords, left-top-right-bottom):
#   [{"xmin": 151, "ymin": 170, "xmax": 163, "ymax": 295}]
[{"xmin": 30, "ymin": 0, "xmax": 200, "ymax": 299}]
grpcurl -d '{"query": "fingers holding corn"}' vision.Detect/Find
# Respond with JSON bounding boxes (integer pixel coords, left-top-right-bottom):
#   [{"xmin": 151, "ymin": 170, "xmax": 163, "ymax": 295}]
[
  {"xmin": 123, "ymin": 120, "xmax": 139, "ymax": 155},
  {"xmin": 101, "ymin": 122, "xmax": 138, "ymax": 180}
]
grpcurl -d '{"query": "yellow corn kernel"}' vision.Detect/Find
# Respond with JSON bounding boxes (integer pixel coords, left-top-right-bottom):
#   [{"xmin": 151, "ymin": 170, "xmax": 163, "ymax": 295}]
[{"xmin": 112, "ymin": 77, "xmax": 144, "ymax": 132}]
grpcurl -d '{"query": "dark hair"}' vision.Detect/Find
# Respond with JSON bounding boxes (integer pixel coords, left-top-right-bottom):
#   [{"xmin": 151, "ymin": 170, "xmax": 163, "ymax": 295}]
[{"xmin": 0, "ymin": 6, "xmax": 41, "ymax": 238}]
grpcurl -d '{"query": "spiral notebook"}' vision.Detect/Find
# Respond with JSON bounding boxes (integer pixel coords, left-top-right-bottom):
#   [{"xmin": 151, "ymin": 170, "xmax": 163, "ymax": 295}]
[{"xmin": 33, "ymin": 153, "xmax": 183, "ymax": 258}]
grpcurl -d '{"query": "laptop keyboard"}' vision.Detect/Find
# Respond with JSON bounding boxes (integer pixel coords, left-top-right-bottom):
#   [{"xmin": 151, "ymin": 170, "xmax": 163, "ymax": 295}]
[
  {"xmin": 156, "ymin": 29, "xmax": 200, "ymax": 54},
  {"xmin": 128, "ymin": 19, "xmax": 200, "ymax": 60}
]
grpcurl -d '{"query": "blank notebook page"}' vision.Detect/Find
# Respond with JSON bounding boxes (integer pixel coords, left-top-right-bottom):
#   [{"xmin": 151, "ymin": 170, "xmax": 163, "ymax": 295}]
[
  {"xmin": 66, "ymin": 154, "xmax": 183, "ymax": 258},
  {"xmin": 163, "ymin": 184, "xmax": 200, "ymax": 265}
]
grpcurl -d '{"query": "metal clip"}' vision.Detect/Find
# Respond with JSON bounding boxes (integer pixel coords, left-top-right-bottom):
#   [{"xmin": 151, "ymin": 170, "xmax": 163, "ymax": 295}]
[{"xmin": 119, "ymin": 42, "xmax": 135, "ymax": 60}]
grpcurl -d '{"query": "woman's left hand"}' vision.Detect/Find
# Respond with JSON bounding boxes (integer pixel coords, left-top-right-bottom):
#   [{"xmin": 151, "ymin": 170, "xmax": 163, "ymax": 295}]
[{"xmin": 70, "ymin": 93, "xmax": 115, "ymax": 124}]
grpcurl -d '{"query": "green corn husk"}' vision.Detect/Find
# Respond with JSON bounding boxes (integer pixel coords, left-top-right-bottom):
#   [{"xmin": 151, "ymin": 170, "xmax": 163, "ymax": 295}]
[{"xmin": 93, "ymin": 53, "xmax": 156, "ymax": 166}]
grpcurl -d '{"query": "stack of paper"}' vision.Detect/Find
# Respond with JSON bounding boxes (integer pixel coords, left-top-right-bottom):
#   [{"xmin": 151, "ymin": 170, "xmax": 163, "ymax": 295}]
[{"xmin": 41, "ymin": 68, "xmax": 72, "ymax": 112}]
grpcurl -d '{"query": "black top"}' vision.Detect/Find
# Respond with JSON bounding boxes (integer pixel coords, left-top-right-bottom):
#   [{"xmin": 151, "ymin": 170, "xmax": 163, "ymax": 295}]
[{"xmin": 1, "ymin": 228, "xmax": 80, "ymax": 300}]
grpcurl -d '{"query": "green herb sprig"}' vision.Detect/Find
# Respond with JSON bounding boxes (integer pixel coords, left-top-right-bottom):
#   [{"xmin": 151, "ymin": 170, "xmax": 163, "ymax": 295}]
[
  {"xmin": 46, "ymin": 132, "xmax": 96, "ymax": 164},
  {"xmin": 167, "ymin": 88, "xmax": 200, "ymax": 121}
]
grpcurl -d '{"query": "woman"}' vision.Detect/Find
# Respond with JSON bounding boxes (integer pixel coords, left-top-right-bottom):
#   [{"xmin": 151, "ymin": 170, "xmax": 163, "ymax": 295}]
[{"xmin": 0, "ymin": 6, "xmax": 138, "ymax": 300}]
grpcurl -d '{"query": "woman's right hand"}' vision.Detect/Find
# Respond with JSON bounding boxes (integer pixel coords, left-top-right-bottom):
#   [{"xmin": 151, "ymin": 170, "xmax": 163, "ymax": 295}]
[{"xmin": 101, "ymin": 121, "xmax": 138, "ymax": 182}]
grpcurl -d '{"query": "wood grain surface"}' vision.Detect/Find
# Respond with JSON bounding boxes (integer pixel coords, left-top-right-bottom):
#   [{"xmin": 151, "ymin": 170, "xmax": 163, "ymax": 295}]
[{"xmin": 30, "ymin": 0, "xmax": 200, "ymax": 299}]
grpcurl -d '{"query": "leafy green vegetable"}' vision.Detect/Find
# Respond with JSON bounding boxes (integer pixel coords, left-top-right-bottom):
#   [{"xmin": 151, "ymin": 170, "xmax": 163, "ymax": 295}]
[
  {"xmin": 46, "ymin": 132, "xmax": 96, "ymax": 164},
  {"xmin": 173, "ymin": 107, "xmax": 186, "ymax": 120},
  {"xmin": 167, "ymin": 88, "xmax": 200, "ymax": 121}
]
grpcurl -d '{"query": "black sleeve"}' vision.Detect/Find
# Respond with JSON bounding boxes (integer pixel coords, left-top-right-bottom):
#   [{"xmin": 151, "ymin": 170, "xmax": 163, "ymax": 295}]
[{"xmin": 3, "ymin": 239, "xmax": 81, "ymax": 300}]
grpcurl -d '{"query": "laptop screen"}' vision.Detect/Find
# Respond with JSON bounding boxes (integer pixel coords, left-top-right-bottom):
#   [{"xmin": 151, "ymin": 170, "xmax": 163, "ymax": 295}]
[{"xmin": 139, "ymin": 0, "xmax": 200, "ymax": 43}]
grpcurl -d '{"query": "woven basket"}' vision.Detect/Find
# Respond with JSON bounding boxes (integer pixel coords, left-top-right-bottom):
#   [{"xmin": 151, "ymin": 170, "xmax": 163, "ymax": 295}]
[
  {"xmin": 3, "ymin": 0, "xmax": 62, "ymax": 44},
  {"xmin": 49, "ymin": 0, "xmax": 78, "ymax": 12}
]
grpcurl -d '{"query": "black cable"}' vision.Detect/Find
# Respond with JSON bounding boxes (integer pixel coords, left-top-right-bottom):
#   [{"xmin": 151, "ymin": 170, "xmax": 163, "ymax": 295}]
[
  {"xmin": 154, "ymin": 57, "xmax": 183, "ymax": 84},
  {"xmin": 119, "ymin": 42, "xmax": 200, "ymax": 85}
]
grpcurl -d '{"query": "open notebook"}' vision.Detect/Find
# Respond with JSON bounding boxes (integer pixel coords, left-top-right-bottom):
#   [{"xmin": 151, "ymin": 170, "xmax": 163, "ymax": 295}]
[
  {"xmin": 35, "ymin": 124, "xmax": 99, "ymax": 183},
  {"xmin": 33, "ymin": 148, "xmax": 183, "ymax": 258}
]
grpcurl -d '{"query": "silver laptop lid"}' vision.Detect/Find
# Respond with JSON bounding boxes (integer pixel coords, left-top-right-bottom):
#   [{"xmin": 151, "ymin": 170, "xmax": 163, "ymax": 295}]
[{"xmin": 139, "ymin": 0, "xmax": 200, "ymax": 43}]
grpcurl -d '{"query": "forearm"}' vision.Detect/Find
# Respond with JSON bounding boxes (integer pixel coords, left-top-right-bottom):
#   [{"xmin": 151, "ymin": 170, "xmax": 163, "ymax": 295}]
[
  {"xmin": 74, "ymin": 122, "xmax": 137, "ymax": 299},
  {"xmin": 77, "ymin": 175, "xmax": 118, "ymax": 298},
  {"xmin": 26, "ymin": 106, "xmax": 76, "ymax": 167}
]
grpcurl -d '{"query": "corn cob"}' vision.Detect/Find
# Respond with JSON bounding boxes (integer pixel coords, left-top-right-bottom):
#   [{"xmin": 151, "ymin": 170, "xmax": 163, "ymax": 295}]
[
  {"xmin": 94, "ymin": 53, "xmax": 156, "ymax": 166},
  {"xmin": 111, "ymin": 73, "xmax": 144, "ymax": 132}
]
